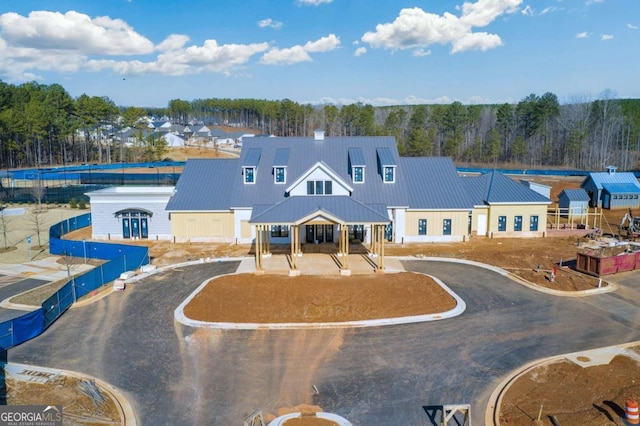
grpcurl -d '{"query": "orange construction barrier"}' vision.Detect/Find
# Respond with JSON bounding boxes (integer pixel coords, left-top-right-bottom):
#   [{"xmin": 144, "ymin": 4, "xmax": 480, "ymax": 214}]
[{"xmin": 626, "ymin": 399, "xmax": 639, "ymax": 425}]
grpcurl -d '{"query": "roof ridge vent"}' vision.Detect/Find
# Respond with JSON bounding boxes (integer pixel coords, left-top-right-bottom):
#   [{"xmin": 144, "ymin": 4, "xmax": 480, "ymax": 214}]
[
  {"xmin": 314, "ymin": 129, "xmax": 325, "ymax": 141},
  {"xmin": 606, "ymin": 165, "xmax": 617, "ymax": 175}
]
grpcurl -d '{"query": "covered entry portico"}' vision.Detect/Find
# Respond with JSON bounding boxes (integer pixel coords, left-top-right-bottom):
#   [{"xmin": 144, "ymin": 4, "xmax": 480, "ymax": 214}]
[{"xmin": 250, "ymin": 196, "xmax": 390, "ymax": 275}]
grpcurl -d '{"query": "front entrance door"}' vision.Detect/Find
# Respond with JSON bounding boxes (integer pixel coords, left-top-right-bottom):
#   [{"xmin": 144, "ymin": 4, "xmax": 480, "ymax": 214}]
[
  {"xmin": 305, "ymin": 225, "xmax": 334, "ymax": 243},
  {"xmin": 141, "ymin": 218, "xmax": 148, "ymax": 238},
  {"xmin": 123, "ymin": 218, "xmax": 130, "ymax": 238},
  {"xmin": 324, "ymin": 225, "xmax": 333, "ymax": 242},
  {"xmin": 131, "ymin": 219, "xmax": 140, "ymax": 238}
]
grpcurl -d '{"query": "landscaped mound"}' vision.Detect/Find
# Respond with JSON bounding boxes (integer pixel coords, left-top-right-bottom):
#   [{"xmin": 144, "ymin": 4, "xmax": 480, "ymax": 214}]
[{"xmin": 183, "ymin": 272, "xmax": 456, "ymax": 323}]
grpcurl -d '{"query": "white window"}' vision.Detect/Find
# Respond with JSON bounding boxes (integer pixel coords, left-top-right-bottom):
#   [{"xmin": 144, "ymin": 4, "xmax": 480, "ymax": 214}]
[
  {"xmin": 384, "ymin": 166, "xmax": 395, "ymax": 183},
  {"xmin": 306, "ymin": 180, "xmax": 333, "ymax": 195},
  {"xmin": 353, "ymin": 166, "xmax": 364, "ymax": 183},
  {"xmin": 244, "ymin": 167, "xmax": 255, "ymax": 184},
  {"xmin": 274, "ymin": 167, "xmax": 285, "ymax": 184}
]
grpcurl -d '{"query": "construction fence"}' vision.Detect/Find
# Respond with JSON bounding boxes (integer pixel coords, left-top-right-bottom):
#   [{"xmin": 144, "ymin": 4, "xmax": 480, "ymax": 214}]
[{"xmin": 0, "ymin": 213, "xmax": 149, "ymax": 350}]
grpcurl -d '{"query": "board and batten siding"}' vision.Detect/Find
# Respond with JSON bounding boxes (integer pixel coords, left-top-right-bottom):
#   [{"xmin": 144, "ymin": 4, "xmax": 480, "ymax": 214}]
[
  {"xmin": 170, "ymin": 212, "xmax": 234, "ymax": 242},
  {"xmin": 487, "ymin": 204, "xmax": 547, "ymax": 238},
  {"xmin": 403, "ymin": 210, "xmax": 469, "ymax": 242}
]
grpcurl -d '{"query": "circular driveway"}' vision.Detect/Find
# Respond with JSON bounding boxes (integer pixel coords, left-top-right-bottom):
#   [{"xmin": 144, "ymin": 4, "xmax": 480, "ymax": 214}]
[{"xmin": 8, "ymin": 260, "xmax": 640, "ymax": 425}]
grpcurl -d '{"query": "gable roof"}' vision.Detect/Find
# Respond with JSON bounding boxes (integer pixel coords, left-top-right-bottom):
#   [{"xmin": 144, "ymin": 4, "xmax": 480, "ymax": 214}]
[
  {"xmin": 230, "ymin": 136, "xmax": 411, "ymax": 208},
  {"xmin": 250, "ymin": 196, "xmax": 390, "ymax": 224},
  {"xmin": 582, "ymin": 171, "xmax": 640, "ymax": 190},
  {"xmin": 462, "ymin": 171, "xmax": 551, "ymax": 205},
  {"xmin": 402, "ymin": 157, "xmax": 474, "ymax": 210},
  {"xmin": 559, "ymin": 188, "xmax": 590, "ymax": 202}
]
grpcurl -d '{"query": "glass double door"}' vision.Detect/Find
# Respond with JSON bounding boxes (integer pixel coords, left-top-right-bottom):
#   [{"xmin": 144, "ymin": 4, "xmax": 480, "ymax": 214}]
[
  {"xmin": 306, "ymin": 224, "xmax": 334, "ymax": 243},
  {"xmin": 123, "ymin": 217, "xmax": 148, "ymax": 239}
]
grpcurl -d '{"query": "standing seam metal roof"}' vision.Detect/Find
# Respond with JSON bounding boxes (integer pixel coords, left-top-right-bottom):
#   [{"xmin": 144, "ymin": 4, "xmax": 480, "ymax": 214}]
[
  {"xmin": 462, "ymin": 171, "xmax": 551, "ymax": 204},
  {"xmin": 165, "ymin": 158, "xmax": 239, "ymax": 211},
  {"xmin": 583, "ymin": 172, "xmax": 640, "ymax": 189},
  {"xmin": 601, "ymin": 183, "xmax": 640, "ymax": 194},
  {"xmin": 249, "ymin": 196, "xmax": 390, "ymax": 224},
  {"xmin": 348, "ymin": 147, "xmax": 366, "ymax": 166},
  {"xmin": 559, "ymin": 188, "xmax": 590, "ymax": 201}
]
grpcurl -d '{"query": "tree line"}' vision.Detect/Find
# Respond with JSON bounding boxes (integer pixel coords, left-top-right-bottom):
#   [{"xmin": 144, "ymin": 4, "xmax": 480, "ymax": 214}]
[
  {"xmin": 1, "ymin": 79, "xmax": 639, "ymax": 171},
  {"xmin": 145, "ymin": 92, "xmax": 640, "ymax": 171}
]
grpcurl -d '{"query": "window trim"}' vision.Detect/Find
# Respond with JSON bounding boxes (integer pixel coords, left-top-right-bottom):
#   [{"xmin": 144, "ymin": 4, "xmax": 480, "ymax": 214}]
[
  {"xmin": 514, "ymin": 215, "xmax": 523, "ymax": 232},
  {"xmin": 418, "ymin": 219, "xmax": 427, "ymax": 236},
  {"xmin": 383, "ymin": 166, "xmax": 395, "ymax": 183},
  {"xmin": 274, "ymin": 166, "xmax": 286, "ymax": 184},
  {"xmin": 353, "ymin": 166, "xmax": 365, "ymax": 183},
  {"xmin": 443, "ymin": 218, "xmax": 452, "ymax": 236},
  {"xmin": 306, "ymin": 180, "xmax": 333, "ymax": 195},
  {"xmin": 244, "ymin": 167, "xmax": 255, "ymax": 184},
  {"xmin": 530, "ymin": 215, "xmax": 539, "ymax": 232},
  {"xmin": 498, "ymin": 215, "xmax": 507, "ymax": 232}
]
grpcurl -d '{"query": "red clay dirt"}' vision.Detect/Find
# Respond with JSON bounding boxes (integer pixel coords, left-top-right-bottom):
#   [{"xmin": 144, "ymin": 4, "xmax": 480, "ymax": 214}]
[
  {"xmin": 499, "ymin": 349, "xmax": 640, "ymax": 425},
  {"xmin": 183, "ymin": 272, "xmax": 456, "ymax": 323}
]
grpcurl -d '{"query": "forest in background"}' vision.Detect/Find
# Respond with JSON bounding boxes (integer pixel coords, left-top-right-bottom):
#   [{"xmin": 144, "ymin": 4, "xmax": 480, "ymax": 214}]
[{"xmin": 1, "ymin": 79, "xmax": 639, "ymax": 171}]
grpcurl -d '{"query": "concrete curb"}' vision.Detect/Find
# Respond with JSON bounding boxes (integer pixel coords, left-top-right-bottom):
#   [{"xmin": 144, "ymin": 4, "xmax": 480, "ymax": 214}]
[
  {"xmin": 3, "ymin": 362, "xmax": 138, "ymax": 426},
  {"xmin": 395, "ymin": 256, "xmax": 617, "ymax": 297},
  {"xmin": 484, "ymin": 340, "xmax": 640, "ymax": 425},
  {"xmin": 175, "ymin": 270, "xmax": 466, "ymax": 330}
]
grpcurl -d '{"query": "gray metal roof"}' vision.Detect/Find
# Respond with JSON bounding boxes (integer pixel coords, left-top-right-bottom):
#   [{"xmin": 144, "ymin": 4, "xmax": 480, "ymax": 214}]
[
  {"xmin": 348, "ymin": 147, "xmax": 365, "ymax": 166},
  {"xmin": 582, "ymin": 171, "xmax": 640, "ymax": 190},
  {"xmin": 229, "ymin": 136, "xmax": 411, "ymax": 208},
  {"xmin": 273, "ymin": 148, "xmax": 290, "ymax": 167},
  {"xmin": 243, "ymin": 148, "xmax": 262, "ymax": 168},
  {"xmin": 559, "ymin": 188, "xmax": 590, "ymax": 201},
  {"xmin": 602, "ymin": 183, "xmax": 640, "ymax": 194},
  {"xmin": 463, "ymin": 171, "xmax": 551, "ymax": 204},
  {"xmin": 165, "ymin": 159, "xmax": 238, "ymax": 211},
  {"xmin": 402, "ymin": 157, "xmax": 475, "ymax": 209},
  {"xmin": 376, "ymin": 147, "xmax": 395, "ymax": 167},
  {"xmin": 249, "ymin": 196, "xmax": 390, "ymax": 224}
]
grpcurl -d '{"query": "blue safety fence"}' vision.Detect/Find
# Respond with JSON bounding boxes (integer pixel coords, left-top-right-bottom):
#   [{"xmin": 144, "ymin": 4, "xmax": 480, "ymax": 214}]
[{"xmin": 0, "ymin": 213, "xmax": 149, "ymax": 349}]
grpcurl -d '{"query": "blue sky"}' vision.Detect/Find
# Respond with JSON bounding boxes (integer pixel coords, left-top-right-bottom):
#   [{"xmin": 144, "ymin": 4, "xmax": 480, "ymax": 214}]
[{"xmin": 0, "ymin": 0, "xmax": 637, "ymax": 107}]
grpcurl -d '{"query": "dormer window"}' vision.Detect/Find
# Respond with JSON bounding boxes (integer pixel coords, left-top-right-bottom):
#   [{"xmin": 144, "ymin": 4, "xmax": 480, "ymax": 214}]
[
  {"xmin": 384, "ymin": 166, "xmax": 395, "ymax": 183},
  {"xmin": 244, "ymin": 167, "xmax": 255, "ymax": 184},
  {"xmin": 353, "ymin": 166, "xmax": 364, "ymax": 183},
  {"xmin": 307, "ymin": 180, "xmax": 333, "ymax": 195},
  {"xmin": 274, "ymin": 167, "xmax": 286, "ymax": 184}
]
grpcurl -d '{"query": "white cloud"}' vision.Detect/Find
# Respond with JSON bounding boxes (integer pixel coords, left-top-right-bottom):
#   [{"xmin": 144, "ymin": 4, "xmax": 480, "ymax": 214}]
[
  {"xmin": 156, "ymin": 34, "xmax": 190, "ymax": 51},
  {"xmin": 260, "ymin": 34, "xmax": 340, "ymax": 65},
  {"xmin": 521, "ymin": 5, "xmax": 534, "ymax": 16},
  {"xmin": 540, "ymin": 6, "xmax": 558, "ymax": 15},
  {"xmin": 87, "ymin": 38, "xmax": 270, "ymax": 76},
  {"xmin": 304, "ymin": 34, "xmax": 340, "ymax": 52},
  {"xmin": 627, "ymin": 23, "xmax": 639, "ymax": 30},
  {"xmin": 412, "ymin": 48, "xmax": 431, "ymax": 57},
  {"xmin": 296, "ymin": 0, "xmax": 333, "ymax": 5},
  {"xmin": 361, "ymin": 0, "xmax": 523, "ymax": 54},
  {"xmin": 354, "ymin": 47, "xmax": 367, "ymax": 56},
  {"xmin": 314, "ymin": 94, "xmax": 462, "ymax": 106},
  {"xmin": 260, "ymin": 46, "xmax": 312, "ymax": 65},
  {"xmin": 601, "ymin": 34, "xmax": 614, "ymax": 40},
  {"xmin": 258, "ymin": 18, "xmax": 283, "ymax": 29},
  {"xmin": 575, "ymin": 31, "xmax": 590, "ymax": 38},
  {"xmin": 0, "ymin": 10, "xmax": 271, "ymax": 80},
  {"xmin": 0, "ymin": 11, "xmax": 154, "ymax": 55}
]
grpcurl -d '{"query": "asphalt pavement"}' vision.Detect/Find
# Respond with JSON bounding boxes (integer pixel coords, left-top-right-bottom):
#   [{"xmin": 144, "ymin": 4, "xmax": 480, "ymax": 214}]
[
  {"xmin": 0, "ymin": 275, "xmax": 49, "ymax": 322},
  {"xmin": 7, "ymin": 259, "xmax": 640, "ymax": 425}
]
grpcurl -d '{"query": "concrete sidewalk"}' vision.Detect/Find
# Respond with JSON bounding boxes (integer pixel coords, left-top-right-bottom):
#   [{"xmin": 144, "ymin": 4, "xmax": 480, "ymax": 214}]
[{"xmin": 0, "ymin": 256, "xmax": 94, "ymax": 282}]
